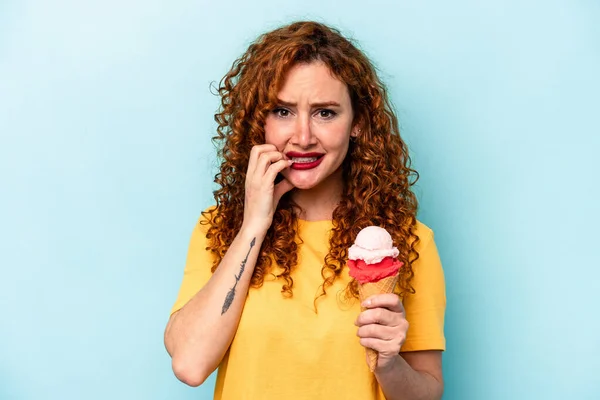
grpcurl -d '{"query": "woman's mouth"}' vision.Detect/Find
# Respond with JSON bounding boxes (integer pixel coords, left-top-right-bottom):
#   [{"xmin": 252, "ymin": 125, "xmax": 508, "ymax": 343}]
[{"xmin": 287, "ymin": 152, "xmax": 325, "ymax": 170}]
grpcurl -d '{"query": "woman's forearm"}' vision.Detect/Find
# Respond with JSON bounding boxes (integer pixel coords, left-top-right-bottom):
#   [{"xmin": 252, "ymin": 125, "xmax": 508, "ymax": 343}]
[
  {"xmin": 164, "ymin": 225, "xmax": 265, "ymax": 386},
  {"xmin": 375, "ymin": 355, "xmax": 443, "ymax": 400}
]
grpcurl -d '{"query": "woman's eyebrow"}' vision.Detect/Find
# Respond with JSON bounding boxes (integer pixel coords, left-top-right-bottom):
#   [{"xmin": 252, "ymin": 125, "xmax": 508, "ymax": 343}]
[{"xmin": 276, "ymin": 99, "xmax": 341, "ymax": 108}]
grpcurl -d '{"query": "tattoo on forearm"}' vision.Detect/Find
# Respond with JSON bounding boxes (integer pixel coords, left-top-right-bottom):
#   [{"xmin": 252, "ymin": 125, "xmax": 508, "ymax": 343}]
[{"xmin": 221, "ymin": 237, "xmax": 256, "ymax": 315}]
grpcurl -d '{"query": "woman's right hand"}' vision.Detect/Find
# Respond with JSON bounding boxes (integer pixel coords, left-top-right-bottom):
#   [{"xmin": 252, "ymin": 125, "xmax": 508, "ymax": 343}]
[{"xmin": 242, "ymin": 144, "xmax": 295, "ymax": 234}]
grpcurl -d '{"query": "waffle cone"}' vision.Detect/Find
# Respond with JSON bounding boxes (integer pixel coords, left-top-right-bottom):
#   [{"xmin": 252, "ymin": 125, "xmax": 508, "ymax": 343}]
[{"xmin": 358, "ymin": 275, "xmax": 399, "ymax": 372}]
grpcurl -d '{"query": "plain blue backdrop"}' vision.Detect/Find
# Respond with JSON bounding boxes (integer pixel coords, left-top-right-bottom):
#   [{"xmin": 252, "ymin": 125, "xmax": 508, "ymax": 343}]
[{"xmin": 1, "ymin": 0, "xmax": 598, "ymax": 399}]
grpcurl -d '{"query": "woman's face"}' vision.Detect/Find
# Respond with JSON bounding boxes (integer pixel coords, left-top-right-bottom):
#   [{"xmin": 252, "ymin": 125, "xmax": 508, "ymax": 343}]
[{"xmin": 264, "ymin": 61, "xmax": 357, "ymax": 191}]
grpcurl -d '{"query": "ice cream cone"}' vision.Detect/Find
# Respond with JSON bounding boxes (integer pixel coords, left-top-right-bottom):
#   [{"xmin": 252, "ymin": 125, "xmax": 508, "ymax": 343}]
[{"xmin": 358, "ymin": 274, "xmax": 399, "ymax": 372}]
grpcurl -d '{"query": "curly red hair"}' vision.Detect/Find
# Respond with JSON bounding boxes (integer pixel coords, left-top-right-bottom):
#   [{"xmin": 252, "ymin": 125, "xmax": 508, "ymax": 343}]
[{"xmin": 203, "ymin": 21, "xmax": 421, "ymax": 306}]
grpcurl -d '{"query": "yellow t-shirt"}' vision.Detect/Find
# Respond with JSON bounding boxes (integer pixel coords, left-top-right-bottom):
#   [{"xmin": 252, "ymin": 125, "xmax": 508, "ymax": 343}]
[{"xmin": 171, "ymin": 213, "xmax": 446, "ymax": 400}]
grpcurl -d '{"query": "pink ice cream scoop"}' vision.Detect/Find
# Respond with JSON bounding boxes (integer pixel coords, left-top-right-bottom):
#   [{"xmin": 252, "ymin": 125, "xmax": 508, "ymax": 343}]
[{"xmin": 347, "ymin": 226, "xmax": 403, "ymax": 284}]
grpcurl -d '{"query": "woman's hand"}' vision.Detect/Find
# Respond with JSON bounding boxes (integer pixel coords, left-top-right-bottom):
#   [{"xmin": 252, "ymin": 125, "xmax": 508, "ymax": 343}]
[
  {"xmin": 242, "ymin": 144, "xmax": 295, "ymax": 234},
  {"xmin": 355, "ymin": 293, "xmax": 409, "ymax": 371}
]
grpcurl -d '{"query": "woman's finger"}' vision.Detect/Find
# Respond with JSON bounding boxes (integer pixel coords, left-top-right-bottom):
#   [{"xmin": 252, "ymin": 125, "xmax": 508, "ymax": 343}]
[
  {"xmin": 265, "ymin": 159, "xmax": 293, "ymax": 182},
  {"xmin": 361, "ymin": 294, "xmax": 405, "ymax": 314},
  {"xmin": 355, "ymin": 307, "xmax": 400, "ymax": 327},
  {"xmin": 247, "ymin": 144, "xmax": 278, "ymax": 178},
  {"xmin": 356, "ymin": 323, "xmax": 397, "ymax": 341},
  {"xmin": 358, "ymin": 337, "xmax": 389, "ymax": 353},
  {"xmin": 255, "ymin": 150, "xmax": 285, "ymax": 176}
]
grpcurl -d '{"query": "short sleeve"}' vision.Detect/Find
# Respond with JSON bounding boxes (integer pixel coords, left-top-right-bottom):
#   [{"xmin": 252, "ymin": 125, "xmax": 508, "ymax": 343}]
[
  {"xmin": 170, "ymin": 210, "xmax": 216, "ymax": 316},
  {"xmin": 401, "ymin": 222, "xmax": 447, "ymax": 352}
]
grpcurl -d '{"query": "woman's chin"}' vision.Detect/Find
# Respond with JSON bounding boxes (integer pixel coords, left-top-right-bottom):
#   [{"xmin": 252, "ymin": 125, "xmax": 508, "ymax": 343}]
[
  {"xmin": 289, "ymin": 181, "xmax": 317, "ymax": 191},
  {"xmin": 286, "ymin": 175, "xmax": 321, "ymax": 191},
  {"xmin": 286, "ymin": 169, "xmax": 342, "ymax": 192}
]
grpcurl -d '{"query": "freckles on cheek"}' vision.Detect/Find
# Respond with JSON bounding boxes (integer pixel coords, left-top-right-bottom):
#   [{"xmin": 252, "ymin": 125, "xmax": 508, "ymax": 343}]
[
  {"xmin": 263, "ymin": 121, "xmax": 281, "ymax": 146},
  {"xmin": 263, "ymin": 134, "xmax": 279, "ymax": 148}
]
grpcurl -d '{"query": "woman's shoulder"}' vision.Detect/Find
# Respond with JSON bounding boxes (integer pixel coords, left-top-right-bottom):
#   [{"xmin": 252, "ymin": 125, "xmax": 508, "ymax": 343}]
[
  {"xmin": 189, "ymin": 206, "xmax": 219, "ymax": 235},
  {"xmin": 413, "ymin": 219, "xmax": 435, "ymax": 249},
  {"xmin": 200, "ymin": 205, "xmax": 218, "ymax": 218}
]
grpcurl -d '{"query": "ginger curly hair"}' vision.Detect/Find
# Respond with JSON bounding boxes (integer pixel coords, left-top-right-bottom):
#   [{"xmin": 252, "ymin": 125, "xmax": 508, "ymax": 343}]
[{"xmin": 202, "ymin": 21, "xmax": 421, "ymax": 305}]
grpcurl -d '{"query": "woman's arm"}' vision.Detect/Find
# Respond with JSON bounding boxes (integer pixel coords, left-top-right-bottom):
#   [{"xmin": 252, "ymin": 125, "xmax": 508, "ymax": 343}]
[
  {"xmin": 356, "ymin": 294, "xmax": 443, "ymax": 399},
  {"xmin": 164, "ymin": 225, "xmax": 266, "ymax": 387},
  {"xmin": 375, "ymin": 351, "xmax": 443, "ymax": 400},
  {"xmin": 164, "ymin": 144, "xmax": 294, "ymax": 387},
  {"xmin": 368, "ymin": 226, "xmax": 446, "ymax": 399}
]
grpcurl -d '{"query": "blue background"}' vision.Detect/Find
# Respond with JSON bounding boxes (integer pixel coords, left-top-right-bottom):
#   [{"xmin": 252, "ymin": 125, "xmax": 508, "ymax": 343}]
[{"xmin": 1, "ymin": 0, "xmax": 598, "ymax": 399}]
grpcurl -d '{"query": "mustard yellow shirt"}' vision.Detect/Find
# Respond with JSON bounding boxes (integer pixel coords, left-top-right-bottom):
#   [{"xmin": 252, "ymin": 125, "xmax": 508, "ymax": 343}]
[{"xmin": 171, "ymin": 213, "xmax": 446, "ymax": 400}]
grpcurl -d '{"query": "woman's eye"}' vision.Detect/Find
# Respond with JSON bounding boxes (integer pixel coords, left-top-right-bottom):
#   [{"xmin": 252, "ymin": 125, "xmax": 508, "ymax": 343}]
[
  {"xmin": 318, "ymin": 109, "xmax": 336, "ymax": 119},
  {"xmin": 273, "ymin": 108, "xmax": 289, "ymax": 118}
]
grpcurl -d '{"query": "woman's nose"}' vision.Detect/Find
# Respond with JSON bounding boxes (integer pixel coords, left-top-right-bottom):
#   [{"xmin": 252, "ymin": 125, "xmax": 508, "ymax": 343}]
[{"xmin": 291, "ymin": 117, "xmax": 317, "ymax": 147}]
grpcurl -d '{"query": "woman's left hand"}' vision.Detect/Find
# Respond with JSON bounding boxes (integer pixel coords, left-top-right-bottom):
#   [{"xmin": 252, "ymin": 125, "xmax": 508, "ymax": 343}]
[{"xmin": 355, "ymin": 293, "xmax": 409, "ymax": 371}]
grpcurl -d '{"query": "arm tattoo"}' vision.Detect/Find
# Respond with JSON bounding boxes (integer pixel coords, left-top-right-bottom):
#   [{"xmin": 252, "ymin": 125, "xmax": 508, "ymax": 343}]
[{"xmin": 221, "ymin": 237, "xmax": 256, "ymax": 315}]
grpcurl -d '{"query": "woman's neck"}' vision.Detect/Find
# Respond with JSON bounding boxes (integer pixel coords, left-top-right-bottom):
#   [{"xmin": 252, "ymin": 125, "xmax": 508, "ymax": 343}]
[{"xmin": 290, "ymin": 168, "xmax": 344, "ymax": 221}]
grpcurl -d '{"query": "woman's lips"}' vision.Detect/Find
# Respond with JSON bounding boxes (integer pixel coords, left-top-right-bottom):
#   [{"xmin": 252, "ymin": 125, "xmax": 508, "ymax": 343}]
[
  {"xmin": 286, "ymin": 152, "xmax": 325, "ymax": 170},
  {"xmin": 290, "ymin": 156, "xmax": 324, "ymax": 170}
]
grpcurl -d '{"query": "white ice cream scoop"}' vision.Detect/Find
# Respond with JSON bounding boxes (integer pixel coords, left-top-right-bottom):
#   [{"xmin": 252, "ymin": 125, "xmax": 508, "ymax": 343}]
[{"xmin": 348, "ymin": 226, "xmax": 399, "ymax": 264}]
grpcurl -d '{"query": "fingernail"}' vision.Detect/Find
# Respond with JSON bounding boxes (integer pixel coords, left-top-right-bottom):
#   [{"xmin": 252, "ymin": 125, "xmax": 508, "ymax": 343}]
[{"xmin": 287, "ymin": 160, "xmax": 294, "ymax": 165}]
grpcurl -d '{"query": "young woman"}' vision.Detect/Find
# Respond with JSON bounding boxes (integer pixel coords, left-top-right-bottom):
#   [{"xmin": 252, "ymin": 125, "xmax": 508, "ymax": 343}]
[{"xmin": 164, "ymin": 21, "xmax": 446, "ymax": 400}]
